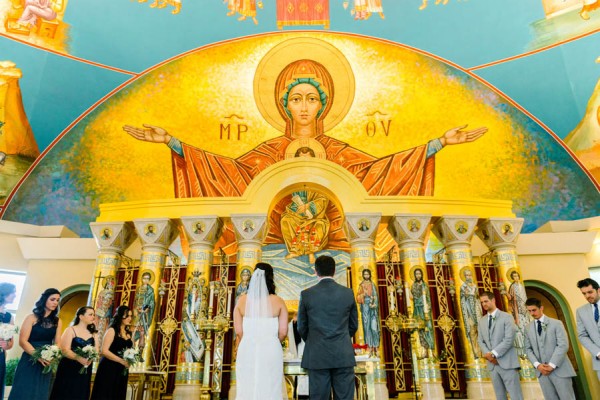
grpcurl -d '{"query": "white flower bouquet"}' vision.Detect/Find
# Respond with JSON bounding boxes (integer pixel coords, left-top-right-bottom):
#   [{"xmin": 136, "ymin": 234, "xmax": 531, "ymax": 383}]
[
  {"xmin": 119, "ymin": 347, "xmax": 143, "ymax": 375},
  {"xmin": 30, "ymin": 344, "xmax": 62, "ymax": 374},
  {"xmin": 0, "ymin": 324, "xmax": 19, "ymax": 351},
  {"xmin": 74, "ymin": 344, "xmax": 99, "ymax": 374},
  {"xmin": 0, "ymin": 323, "xmax": 18, "ymax": 341}
]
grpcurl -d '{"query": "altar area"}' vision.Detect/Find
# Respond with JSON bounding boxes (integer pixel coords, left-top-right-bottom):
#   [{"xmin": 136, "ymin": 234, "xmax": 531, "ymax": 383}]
[{"xmin": 81, "ymin": 154, "xmax": 558, "ymax": 400}]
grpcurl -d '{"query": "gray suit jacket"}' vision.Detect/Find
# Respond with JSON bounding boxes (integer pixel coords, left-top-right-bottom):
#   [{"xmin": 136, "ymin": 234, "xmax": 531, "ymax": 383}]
[
  {"xmin": 477, "ymin": 309, "xmax": 520, "ymax": 370},
  {"xmin": 576, "ymin": 303, "xmax": 600, "ymax": 371},
  {"xmin": 524, "ymin": 317, "xmax": 576, "ymax": 378},
  {"xmin": 297, "ymin": 278, "xmax": 359, "ymax": 370}
]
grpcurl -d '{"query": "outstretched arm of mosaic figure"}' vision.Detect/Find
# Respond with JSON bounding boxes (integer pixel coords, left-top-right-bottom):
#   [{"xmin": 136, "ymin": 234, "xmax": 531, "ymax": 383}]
[{"xmin": 438, "ymin": 125, "xmax": 487, "ymax": 147}]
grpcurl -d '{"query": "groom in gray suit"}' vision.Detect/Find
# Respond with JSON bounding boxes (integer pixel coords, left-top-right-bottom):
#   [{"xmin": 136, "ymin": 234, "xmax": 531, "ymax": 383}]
[
  {"xmin": 576, "ymin": 277, "xmax": 600, "ymax": 381},
  {"xmin": 297, "ymin": 255, "xmax": 359, "ymax": 400},
  {"xmin": 524, "ymin": 297, "xmax": 576, "ymax": 400},
  {"xmin": 477, "ymin": 291, "xmax": 524, "ymax": 400}
]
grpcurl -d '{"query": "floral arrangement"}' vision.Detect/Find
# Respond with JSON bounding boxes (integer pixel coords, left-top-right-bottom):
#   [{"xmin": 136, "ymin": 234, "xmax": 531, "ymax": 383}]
[
  {"xmin": 119, "ymin": 347, "xmax": 144, "ymax": 375},
  {"xmin": 0, "ymin": 324, "xmax": 18, "ymax": 341},
  {"xmin": 30, "ymin": 344, "xmax": 62, "ymax": 374},
  {"xmin": 74, "ymin": 345, "xmax": 99, "ymax": 374}
]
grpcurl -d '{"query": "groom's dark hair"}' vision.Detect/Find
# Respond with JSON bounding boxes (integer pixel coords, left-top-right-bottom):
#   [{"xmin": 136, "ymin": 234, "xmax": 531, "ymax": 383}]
[{"xmin": 315, "ymin": 255, "xmax": 335, "ymax": 277}]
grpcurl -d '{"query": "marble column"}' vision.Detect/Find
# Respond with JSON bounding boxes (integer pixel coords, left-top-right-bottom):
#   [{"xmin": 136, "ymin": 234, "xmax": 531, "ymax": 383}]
[
  {"xmin": 89, "ymin": 221, "xmax": 137, "ymax": 350},
  {"xmin": 477, "ymin": 218, "xmax": 541, "ymax": 399},
  {"xmin": 431, "ymin": 215, "xmax": 490, "ymax": 399},
  {"xmin": 344, "ymin": 213, "xmax": 388, "ymax": 400},
  {"xmin": 389, "ymin": 214, "xmax": 444, "ymax": 400},
  {"xmin": 132, "ymin": 218, "xmax": 179, "ymax": 370},
  {"xmin": 173, "ymin": 216, "xmax": 223, "ymax": 400},
  {"xmin": 228, "ymin": 214, "xmax": 268, "ymax": 400}
]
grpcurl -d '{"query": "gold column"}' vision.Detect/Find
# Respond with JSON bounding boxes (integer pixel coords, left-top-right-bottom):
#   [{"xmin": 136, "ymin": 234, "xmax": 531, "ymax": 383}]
[
  {"xmin": 231, "ymin": 214, "xmax": 268, "ymax": 285},
  {"xmin": 89, "ymin": 221, "xmax": 137, "ymax": 349},
  {"xmin": 132, "ymin": 218, "xmax": 179, "ymax": 370},
  {"xmin": 343, "ymin": 213, "xmax": 388, "ymax": 399},
  {"xmin": 389, "ymin": 214, "xmax": 445, "ymax": 400},
  {"xmin": 173, "ymin": 216, "xmax": 223, "ymax": 399},
  {"xmin": 431, "ymin": 215, "xmax": 489, "ymax": 396},
  {"xmin": 228, "ymin": 214, "xmax": 268, "ymax": 400},
  {"xmin": 344, "ymin": 213, "xmax": 389, "ymax": 399},
  {"xmin": 343, "ymin": 213, "xmax": 382, "ymax": 355},
  {"xmin": 476, "ymin": 218, "xmax": 540, "ymax": 398}
]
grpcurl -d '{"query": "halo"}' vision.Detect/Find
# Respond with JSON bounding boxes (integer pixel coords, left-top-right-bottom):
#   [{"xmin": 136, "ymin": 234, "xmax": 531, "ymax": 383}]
[
  {"xmin": 409, "ymin": 265, "xmax": 426, "ymax": 281},
  {"xmin": 506, "ymin": 268, "xmax": 519, "ymax": 282},
  {"xmin": 459, "ymin": 266, "xmax": 475, "ymax": 282},
  {"xmin": 285, "ymin": 138, "xmax": 327, "ymax": 159},
  {"xmin": 139, "ymin": 269, "xmax": 155, "ymax": 285},
  {"xmin": 238, "ymin": 267, "xmax": 253, "ymax": 280},
  {"xmin": 101, "ymin": 227, "xmax": 112, "ymax": 240},
  {"xmin": 144, "ymin": 224, "xmax": 156, "ymax": 236},
  {"xmin": 254, "ymin": 37, "xmax": 355, "ymax": 133}
]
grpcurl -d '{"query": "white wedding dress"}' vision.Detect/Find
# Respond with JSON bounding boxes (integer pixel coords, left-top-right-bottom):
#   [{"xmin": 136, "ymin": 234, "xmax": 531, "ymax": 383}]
[
  {"xmin": 235, "ymin": 269, "xmax": 287, "ymax": 400},
  {"xmin": 236, "ymin": 317, "xmax": 284, "ymax": 399}
]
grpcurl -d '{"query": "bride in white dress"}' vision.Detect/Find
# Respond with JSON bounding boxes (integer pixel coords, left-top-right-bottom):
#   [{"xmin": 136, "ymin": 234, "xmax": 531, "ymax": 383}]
[{"xmin": 234, "ymin": 263, "xmax": 289, "ymax": 400}]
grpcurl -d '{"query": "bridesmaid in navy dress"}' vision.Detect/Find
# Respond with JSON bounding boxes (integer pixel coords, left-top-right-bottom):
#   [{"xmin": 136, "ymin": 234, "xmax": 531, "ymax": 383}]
[
  {"xmin": 91, "ymin": 305, "xmax": 134, "ymax": 400},
  {"xmin": 9, "ymin": 288, "xmax": 62, "ymax": 400},
  {"xmin": 0, "ymin": 283, "xmax": 16, "ymax": 400},
  {"xmin": 49, "ymin": 306, "xmax": 99, "ymax": 400}
]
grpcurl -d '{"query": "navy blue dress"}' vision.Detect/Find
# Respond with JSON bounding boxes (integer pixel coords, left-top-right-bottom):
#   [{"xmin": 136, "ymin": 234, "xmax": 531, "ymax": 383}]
[
  {"xmin": 90, "ymin": 332, "xmax": 132, "ymax": 400},
  {"xmin": 0, "ymin": 312, "xmax": 12, "ymax": 400},
  {"xmin": 49, "ymin": 330, "xmax": 95, "ymax": 400},
  {"xmin": 8, "ymin": 319, "xmax": 57, "ymax": 400}
]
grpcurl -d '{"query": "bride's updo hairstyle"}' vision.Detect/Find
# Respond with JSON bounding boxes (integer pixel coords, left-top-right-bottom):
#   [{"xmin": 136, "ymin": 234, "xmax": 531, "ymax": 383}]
[{"xmin": 254, "ymin": 262, "xmax": 276, "ymax": 295}]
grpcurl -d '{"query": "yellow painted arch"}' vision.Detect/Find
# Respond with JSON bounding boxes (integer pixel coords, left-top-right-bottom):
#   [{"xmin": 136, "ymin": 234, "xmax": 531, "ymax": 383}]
[{"xmin": 97, "ymin": 158, "xmax": 514, "ymax": 222}]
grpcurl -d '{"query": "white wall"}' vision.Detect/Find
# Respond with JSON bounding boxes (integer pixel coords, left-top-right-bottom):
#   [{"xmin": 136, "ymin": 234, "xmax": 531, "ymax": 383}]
[{"xmin": 0, "ymin": 221, "xmax": 98, "ymax": 360}]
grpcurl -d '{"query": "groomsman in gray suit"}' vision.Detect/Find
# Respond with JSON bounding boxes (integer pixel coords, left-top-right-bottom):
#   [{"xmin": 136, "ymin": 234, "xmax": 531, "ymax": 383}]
[
  {"xmin": 477, "ymin": 291, "xmax": 524, "ymax": 400},
  {"xmin": 524, "ymin": 297, "xmax": 576, "ymax": 400},
  {"xmin": 576, "ymin": 278, "xmax": 600, "ymax": 381},
  {"xmin": 297, "ymin": 255, "xmax": 359, "ymax": 400}
]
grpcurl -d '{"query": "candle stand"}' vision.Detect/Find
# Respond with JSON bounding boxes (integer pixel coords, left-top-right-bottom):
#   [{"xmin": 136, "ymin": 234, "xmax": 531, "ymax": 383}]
[{"xmin": 197, "ymin": 280, "xmax": 232, "ymax": 400}]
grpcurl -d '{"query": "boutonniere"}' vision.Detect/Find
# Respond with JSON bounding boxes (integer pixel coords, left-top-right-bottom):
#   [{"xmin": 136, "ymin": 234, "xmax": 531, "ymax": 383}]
[{"xmin": 542, "ymin": 322, "xmax": 548, "ymax": 331}]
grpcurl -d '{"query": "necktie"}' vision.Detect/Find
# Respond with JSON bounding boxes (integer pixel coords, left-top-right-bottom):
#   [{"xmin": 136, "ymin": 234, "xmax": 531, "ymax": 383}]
[
  {"xmin": 595, "ymin": 303, "xmax": 599, "ymax": 323},
  {"xmin": 537, "ymin": 320, "xmax": 542, "ymax": 336},
  {"xmin": 488, "ymin": 315, "xmax": 493, "ymax": 330}
]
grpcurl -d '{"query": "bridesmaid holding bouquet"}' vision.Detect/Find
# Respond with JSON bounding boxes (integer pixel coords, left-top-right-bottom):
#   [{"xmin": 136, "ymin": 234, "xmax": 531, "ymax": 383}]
[
  {"xmin": 91, "ymin": 305, "xmax": 134, "ymax": 400},
  {"xmin": 9, "ymin": 288, "xmax": 62, "ymax": 400},
  {"xmin": 49, "ymin": 306, "xmax": 99, "ymax": 400}
]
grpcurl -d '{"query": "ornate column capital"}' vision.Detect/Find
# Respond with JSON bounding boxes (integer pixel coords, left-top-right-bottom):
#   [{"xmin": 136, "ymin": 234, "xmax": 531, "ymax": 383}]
[
  {"xmin": 343, "ymin": 212, "xmax": 382, "ymax": 246},
  {"xmin": 431, "ymin": 215, "xmax": 478, "ymax": 247},
  {"xmin": 388, "ymin": 214, "xmax": 432, "ymax": 247},
  {"xmin": 133, "ymin": 218, "xmax": 179, "ymax": 251},
  {"xmin": 181, "ymin": 216, "xmax": 224, "ymax": 249},
  {"xmin": 230, "ymin": 214, "xmax": 268, "ymax": 246},
  {"xmin": 90, "ymin": 221, "xmax": 137, "ymax": 254},
  {"xmin": 476, "ymin": 218, "xmax": 524, "ymax": 250}
]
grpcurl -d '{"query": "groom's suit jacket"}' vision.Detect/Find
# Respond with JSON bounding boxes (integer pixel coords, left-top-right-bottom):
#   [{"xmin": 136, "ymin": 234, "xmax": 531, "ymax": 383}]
[
  {"xmin": 477, "ymin": 310, "xmax": 520, "ymax": 370},
  {"xmin": 297, "ymin": 278, "xmax": 358, "ymax": 370},
  {"xmin": 524, "ymin": 317, "xmax": 575, "ymax": 378},
  {"xmin": 576, "ymin": 303, "xmax": 600, "ymax": 371}
]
